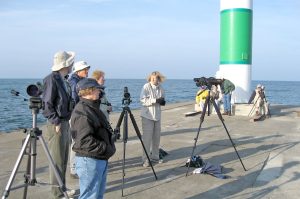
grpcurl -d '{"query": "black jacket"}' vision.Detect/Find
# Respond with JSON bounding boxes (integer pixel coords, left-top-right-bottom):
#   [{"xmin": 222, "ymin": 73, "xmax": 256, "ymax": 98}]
[
  {"xmin": 68, "ymin": 73, "xmax": 83, "ymax": 104},
  {"xmin": 42, "ymin": 72, "xmax": 73, "ymax": 125},
  {"xmin": 70, "ymin": 98, "xmax": 116, "ymax": 160}
]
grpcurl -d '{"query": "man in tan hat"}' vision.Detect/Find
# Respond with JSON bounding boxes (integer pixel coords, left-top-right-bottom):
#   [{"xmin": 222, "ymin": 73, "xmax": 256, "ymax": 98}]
[
  {"xmin": 42, "ymin": 51, "xmax": 76, "ymax": 199},
  {"xmin": 248, "ymin": 84, "xmax": 269, "ymax": 116},
  {"xmin": 68, "ymin": 61, "xmax": 90, "ymax": 179}
]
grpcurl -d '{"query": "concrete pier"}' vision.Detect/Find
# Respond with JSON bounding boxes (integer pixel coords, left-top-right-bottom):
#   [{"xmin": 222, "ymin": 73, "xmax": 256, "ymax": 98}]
[{"xmin": 1, "ymin": 102, "xmax": 300, "ymax": 199}]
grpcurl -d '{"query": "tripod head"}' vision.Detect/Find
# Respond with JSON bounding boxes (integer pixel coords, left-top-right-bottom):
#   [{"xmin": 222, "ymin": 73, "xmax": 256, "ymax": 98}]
[{"xmin": 122, "ymin": 86, "xmax": 132, "ymax": 107}]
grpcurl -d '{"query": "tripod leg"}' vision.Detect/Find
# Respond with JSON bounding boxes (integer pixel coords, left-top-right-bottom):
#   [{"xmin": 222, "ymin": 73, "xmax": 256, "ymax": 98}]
[
  {"xmin": 212, "ymin": 100, "xmax": 247, "ymax": 171},
  {"xmin": 38, "ymin": 135, "xmax": 69, "ymax": 199},
  {"xmin": 23, "ymin": 140, "xmax": 32, "ymax": 199},
  {"xmin": 2, "ymin": 134, "xmax": 31, "ymax": 199},
  {"xmin": 127, "ymin": 109, "xmax": 157, "ymax": 180},
  {"xmin": 116, "ymin": 110, "xmax": 125, "ymax": 129},
  {"xmin": 248, "ymin": 97, "xmax": 258, "ymax": 117},
  {"xmin": 186, "ymin": 96, "xmax": 209, "ymax": 176},
  {"xmin": 121, "ymin": 110, "xmax": 128, "ymax": 197}
]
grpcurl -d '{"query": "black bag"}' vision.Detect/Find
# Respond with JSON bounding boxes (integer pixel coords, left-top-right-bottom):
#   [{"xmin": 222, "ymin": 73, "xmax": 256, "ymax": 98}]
[{"xmin": 186, "ymin": 155, "xmax": 204, "ymax": 168}]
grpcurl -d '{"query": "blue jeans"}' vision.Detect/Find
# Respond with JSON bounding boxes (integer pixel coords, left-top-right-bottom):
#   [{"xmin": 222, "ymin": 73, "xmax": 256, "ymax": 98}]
[
  {"xmin": 76, "ymin": 156, "xmax": 108, "ymax": 199},
  {"xmin": 223, "ymin": 93, "xmax": 231, "ymax": 113}
]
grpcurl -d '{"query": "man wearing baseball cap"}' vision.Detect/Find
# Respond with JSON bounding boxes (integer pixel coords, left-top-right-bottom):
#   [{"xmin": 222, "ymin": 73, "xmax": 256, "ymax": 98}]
[
  {"xmin": 42, "ymin": 51, "xmax": 76, "ymax": 198},
  {"xmin": 70, "ymin": 78, "xmax": 116, "ymax": 199}
]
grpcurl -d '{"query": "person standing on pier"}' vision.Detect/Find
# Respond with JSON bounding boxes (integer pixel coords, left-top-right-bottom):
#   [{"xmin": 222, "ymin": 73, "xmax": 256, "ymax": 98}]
[
  {"xmin": 42, "ymin": 51, "xmax": 76, "ymax": 199},
  {"xmin": 68, "ymin": 61, "xmax": 90, "ymax": 179},
  {"xmin": 140, "ymin": 71, "xmax": 166, "ymax": 167}
]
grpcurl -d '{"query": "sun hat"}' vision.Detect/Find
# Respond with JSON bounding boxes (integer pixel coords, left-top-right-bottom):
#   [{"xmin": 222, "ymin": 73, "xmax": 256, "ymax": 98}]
[
  {"xmin": 76, "ymin": 78, "xmax": 101, "ymax": 92},
  {"xmin": 73, "ymin": 61, "xmax": 90, "ymax": 73},
  {"xmin": 51, "ymin": 51, "xmax": 75, "ymax": 71}
]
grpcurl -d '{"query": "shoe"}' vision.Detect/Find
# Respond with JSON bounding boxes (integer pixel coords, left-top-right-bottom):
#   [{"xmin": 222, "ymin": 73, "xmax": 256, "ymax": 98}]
[
  {"xmin": 143, "ymin": 161, "xmax": 150, "ymax": 167},
  {"xmin": 228, "ymin": 112, "xmax": 232, "ymax": 116},
  {"xmin": 66, "ymin": 189, "xmax": 76, "ymax": 197},
  {"xmin": 70, "ymin": 173, "xmax": 79, "ymax": 179},
  {"xmin": 59, "ymin": 196, "xmax": 74, "ymax": 199},
  {"xmin": 222, "ymin": 112, "xmax": 228, "ymax": 115},
  {"xmin": 152, "ymin": 159, "xmax": 164, "ymax": 164}
]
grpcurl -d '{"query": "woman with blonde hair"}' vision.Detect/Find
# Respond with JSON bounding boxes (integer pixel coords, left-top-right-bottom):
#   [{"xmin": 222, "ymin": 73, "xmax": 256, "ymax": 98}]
[
  {"xmin": 91, "ymin": 70, "xmax": 112, "ymax": 121},
  {"xmin": 140, "ymin": 71, "xmax": 166, "ymax": 167}
]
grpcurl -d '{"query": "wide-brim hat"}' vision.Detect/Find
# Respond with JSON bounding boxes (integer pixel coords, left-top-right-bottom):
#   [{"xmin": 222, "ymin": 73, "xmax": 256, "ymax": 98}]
[
  {"xmin": 51, "ymin": 51, "xmax": 75, "ymax": 71},
  {"xmin": 73, "ymin": 61, "xmax": 90, "ymax": 73},
  {"xmin": 76, "ymin": 78, "xmax": 101, "ymax": 93}
]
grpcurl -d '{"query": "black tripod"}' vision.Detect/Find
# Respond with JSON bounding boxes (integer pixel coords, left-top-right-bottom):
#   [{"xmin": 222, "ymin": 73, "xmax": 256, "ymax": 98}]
[
  {"xmin": 115, "ymin": 87, "xmax": 157, "ymax": 197},
  {"xmin": 2, "ymin": 96, "xmax": 69, "ymax": 199},
  {"xmin": 186, "ymin": 91, "xmax": 247, "ymax": 176}
]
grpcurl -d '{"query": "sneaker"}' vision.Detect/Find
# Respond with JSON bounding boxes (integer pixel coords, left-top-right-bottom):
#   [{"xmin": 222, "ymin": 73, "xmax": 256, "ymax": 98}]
[
  {"xmin": 66, "ymin": 189, "xmax": 76, "ymax": 197},
  {"xmin": 143, "ymin": 161, "xmax": 150, "ymax": 167},
  {"xmin": 70, "ymin": 173, "xmax": 79, "ymax": 179},
  {"xmin": 152, "ymin": 159, "xmax": 164, "ymax": 164},
  {"xmin": 59, "ymin": 196, "xmax": 74, "ymax": 199}
]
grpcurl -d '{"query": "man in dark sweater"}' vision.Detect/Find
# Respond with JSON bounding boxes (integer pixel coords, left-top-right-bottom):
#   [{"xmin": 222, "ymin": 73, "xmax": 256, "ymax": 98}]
[
  {"xmin": 42, "ymin": 51, "xmax": 76, "ymax": 199},
  {"xmin": 221, "ymin": 78, "xmax": 235, "ymax": 116}
]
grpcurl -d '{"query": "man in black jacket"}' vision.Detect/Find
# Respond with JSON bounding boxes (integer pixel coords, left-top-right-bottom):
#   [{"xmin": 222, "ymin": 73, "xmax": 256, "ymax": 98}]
[
  {"xmin": 42, "ymin": 51, "xmax": 76, "ymax": 199},
  {"xmin": 70, "ymin": 78, "xmax": 116, "ymax": 199}
]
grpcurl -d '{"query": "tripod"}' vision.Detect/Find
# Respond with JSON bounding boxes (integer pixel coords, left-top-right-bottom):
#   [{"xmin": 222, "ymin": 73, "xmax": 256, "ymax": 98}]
[
  {"xmin": 115, "ymin": 88, "xmax": 157, "ymax": 197},
  {"xmin": 186, "ymin": 92, "xmax": 247, "ymax": 176},
  {"xmin": 1, "ymin": 97, "xmax": 69, "ymax": 199}
]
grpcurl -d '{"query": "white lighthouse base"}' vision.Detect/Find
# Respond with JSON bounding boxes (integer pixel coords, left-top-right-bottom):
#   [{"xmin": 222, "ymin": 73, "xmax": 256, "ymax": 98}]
[{"xmin": 216, "ymin": 64, "xmax": 251, "ymax": 103}]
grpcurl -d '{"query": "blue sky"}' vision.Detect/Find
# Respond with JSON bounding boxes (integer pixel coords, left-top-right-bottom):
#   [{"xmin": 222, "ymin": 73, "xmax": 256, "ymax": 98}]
[{"xmin": 0, "ymin": 0, "xmax": 299, "ymax": 81}]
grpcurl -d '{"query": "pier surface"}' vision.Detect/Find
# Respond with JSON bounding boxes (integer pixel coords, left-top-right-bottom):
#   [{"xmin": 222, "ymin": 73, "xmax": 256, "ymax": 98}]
[{"xmin": 1, "ymin": 102, "xmax": 300, "ymax": 199}]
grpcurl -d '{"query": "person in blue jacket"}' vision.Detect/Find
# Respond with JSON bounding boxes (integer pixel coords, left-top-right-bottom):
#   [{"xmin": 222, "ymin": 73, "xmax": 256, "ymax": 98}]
[{"xmin": 42, "ymin": 51, "xmax": 76, "ymax": 199}]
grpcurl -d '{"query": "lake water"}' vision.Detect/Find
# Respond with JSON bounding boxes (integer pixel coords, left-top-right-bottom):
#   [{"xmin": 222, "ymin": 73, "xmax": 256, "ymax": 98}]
[{"xmin": 0, "ymin": 79, "xmax": 299, "ymax": 132}]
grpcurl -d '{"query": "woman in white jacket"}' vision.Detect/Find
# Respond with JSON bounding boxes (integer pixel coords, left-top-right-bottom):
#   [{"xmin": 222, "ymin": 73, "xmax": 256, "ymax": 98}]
[{"xmin": 140, "ymin": 71, "xmax": 166, "ymax": 167}]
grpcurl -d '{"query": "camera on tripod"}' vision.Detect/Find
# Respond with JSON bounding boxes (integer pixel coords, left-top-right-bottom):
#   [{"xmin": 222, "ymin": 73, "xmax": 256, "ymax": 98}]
[
  {"xmin": 193, "ymin": 77, "xmax": 223, "ymax": 89},
  {"xmin": 122, "ymin": 86, "xmax": 132, "ymax": 106},
  {"xmin": 26, "ymin": 82, "xmax": 43, "ymax": 97},
  {"xmin": 26, "ymin": 82, "xmax": 44, "ymax": 110}
]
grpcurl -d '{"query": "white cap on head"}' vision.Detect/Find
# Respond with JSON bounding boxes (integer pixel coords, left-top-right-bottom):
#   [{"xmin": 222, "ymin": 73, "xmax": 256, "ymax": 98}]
[
  {"xmin": 51, "ymin": 51, "xmax": 75, "ymax": 71},
  {"xmin": 256, "ymin": 84, "xmax": 262, "ymax": 88},
  {"xmin": 73, "ymin": 61, "xmax": 90, "ymax": 73}
]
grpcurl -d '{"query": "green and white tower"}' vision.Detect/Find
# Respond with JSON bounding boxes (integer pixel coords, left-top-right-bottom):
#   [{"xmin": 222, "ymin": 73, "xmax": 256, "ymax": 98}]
[{"xmin": 218, "ymin": 0, "xmax": 253, "ymax": 103}]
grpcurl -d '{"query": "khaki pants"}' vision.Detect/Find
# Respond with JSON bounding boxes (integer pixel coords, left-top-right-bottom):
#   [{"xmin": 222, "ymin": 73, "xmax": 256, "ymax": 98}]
[
  {"xmin": 141, "ymin": 117, "xmax": 161, "ymax": 162},
  {"xmin": 46, "ymin": 121, "xmax": 70, "ymax": 199}
]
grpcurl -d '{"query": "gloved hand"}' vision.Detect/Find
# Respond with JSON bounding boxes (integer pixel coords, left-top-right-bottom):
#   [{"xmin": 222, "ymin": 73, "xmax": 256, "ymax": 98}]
[{"xmin": 156, "ymin": 98, "xmax": 166, "ymax": 106}]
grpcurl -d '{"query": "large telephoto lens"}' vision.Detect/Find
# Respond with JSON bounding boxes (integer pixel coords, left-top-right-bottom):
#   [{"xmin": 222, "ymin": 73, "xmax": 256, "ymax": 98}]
[{"xmin": 26, "ymin": 84, "xmax": 42, "ymax": 97}]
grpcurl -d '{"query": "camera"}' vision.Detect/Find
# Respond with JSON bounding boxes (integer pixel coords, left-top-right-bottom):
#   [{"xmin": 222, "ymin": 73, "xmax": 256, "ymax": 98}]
[
  {"xmin": 98, "ymin": 86, "xmax": 105, "ymax": 99},
  {"xmin": 26, "ymin": 82, "xmax": 43, "ymax": 97},
  {"xmin": 193, "ymin": 77, "xmax": 223, "ymax": 89},
  {"xmin": 111, "ymin": 128, "xmax": 121, "ymax": 142},
  {"xmin": 122, "ymin": 87, "xmax": 132, "ymax": 106},
  {"xmin": 123, "ymin": 87, "xmax": 130, "ymax": 99}
]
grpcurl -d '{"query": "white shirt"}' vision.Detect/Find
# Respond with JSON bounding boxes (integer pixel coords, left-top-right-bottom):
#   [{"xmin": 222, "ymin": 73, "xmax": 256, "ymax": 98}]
[{"xmin": 140, "ymin": 82, "xmax": 165, "ymax": 121}]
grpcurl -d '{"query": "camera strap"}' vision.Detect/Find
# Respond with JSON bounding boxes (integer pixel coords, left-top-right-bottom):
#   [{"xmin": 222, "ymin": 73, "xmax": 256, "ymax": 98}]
[{"xmin": 197, "ymin": 90, "xmax": 205, "ymax": 96}]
